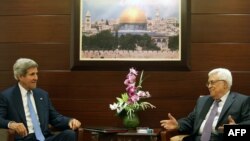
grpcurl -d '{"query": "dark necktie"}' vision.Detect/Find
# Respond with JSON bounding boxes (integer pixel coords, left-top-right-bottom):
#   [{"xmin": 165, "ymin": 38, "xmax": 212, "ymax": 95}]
[
  {"xmin": 27, "ymin": 91, "xmax": 45, "ymax": 141},
  {"xmin": 201, "ymin": 100, "xmax": 220, "ymax": 141}
]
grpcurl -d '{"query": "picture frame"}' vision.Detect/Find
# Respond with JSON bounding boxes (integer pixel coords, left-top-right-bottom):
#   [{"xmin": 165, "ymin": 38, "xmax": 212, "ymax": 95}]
[{"xmin": 71, "ymin": 0, "xmax": 190, "ymax": 71}]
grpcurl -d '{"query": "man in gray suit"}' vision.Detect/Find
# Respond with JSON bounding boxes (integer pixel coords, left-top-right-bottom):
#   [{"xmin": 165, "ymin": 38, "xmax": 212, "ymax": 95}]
[{"xmin": 160, "ymin": 68, "xmax": 250, "ymax": 141}]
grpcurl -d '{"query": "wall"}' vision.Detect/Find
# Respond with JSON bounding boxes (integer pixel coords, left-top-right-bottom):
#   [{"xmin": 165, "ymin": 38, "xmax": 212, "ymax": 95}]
[{"xmin": 1, "ymin": 0, "xmax": 250, "ymax": 140}]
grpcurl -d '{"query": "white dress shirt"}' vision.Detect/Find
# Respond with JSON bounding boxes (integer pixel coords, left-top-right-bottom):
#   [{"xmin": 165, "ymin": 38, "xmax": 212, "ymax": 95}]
[
  {"xmin": 199, "ymin": 91, "xmax": 230, "ymax": 135},
  {"xmin": 18, "ymin": 83, "xmax": 40, "ymax": 134}
]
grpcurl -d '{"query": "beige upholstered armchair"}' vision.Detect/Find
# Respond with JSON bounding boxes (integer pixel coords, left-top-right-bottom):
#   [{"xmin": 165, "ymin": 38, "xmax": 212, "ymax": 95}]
[
  {"xmin": 161, "ymin": 130, "xmax": 188, "ymax": 141},
  {"xmin": 0, "ymin": 127, "xmax": 84, "ymax": 141},
  {"xmin": 0, "ymin": 128, "xmax": 15, "ymax": 141}
]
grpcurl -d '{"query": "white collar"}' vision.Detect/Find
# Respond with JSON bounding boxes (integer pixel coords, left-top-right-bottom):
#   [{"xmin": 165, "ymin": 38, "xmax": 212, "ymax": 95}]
[
  {"xmin": 18, "ymin": 83, "xmax": 32, "ymax": 97},
  {"xmin": 219, "ymin": 91, "xmax": 230, "ymax": 103}
]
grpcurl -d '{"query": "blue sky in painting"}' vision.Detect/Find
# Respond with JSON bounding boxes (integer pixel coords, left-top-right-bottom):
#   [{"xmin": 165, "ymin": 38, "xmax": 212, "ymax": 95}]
[{"xmin": 82, "ymin": 0, "xmax": 179, "ymax": 21}]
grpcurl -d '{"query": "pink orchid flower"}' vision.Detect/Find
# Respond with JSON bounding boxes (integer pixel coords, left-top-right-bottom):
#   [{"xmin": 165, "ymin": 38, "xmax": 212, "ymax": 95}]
[
  {"xmin": 137, "ymin": 91, "xmax": 151, "ymax": 98},
  {"xmin": 129, "ymin": 94, "xmax": 140, "ymax": 103},
  {"xmin": 129, "ymin": 68, "xmax": 138, "ymax": 76},
  {"xmin": 109, "ymin": 68, "xmax": 156, "ymax": 119}
]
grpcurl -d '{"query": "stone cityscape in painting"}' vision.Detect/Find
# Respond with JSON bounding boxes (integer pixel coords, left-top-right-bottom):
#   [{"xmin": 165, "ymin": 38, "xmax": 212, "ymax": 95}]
[{"xmin": 81, "ymin": 0, "xmax": 180, "ymax": 60}]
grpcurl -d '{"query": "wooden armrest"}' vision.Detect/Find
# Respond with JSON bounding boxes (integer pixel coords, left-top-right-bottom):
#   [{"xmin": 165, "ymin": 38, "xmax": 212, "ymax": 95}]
[
  {"xmin": 0, "ymin": 128, "xmax": 15, "ymax": 141},
  {"xmin": 76, "ymin": 127, "xmax": 84, "ymax": 141}
]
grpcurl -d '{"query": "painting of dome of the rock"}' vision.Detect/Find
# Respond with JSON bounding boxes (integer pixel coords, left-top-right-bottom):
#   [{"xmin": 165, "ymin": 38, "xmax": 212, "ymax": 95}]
[{"xmin": 81, "ymin": 0, "xmax": 180, "ymax": 60}]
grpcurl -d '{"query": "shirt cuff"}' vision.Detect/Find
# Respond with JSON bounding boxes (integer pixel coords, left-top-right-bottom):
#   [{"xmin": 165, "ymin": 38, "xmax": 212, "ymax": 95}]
[{"xmin": 8, "ymin": 121, "xmax": 15, "ymax": 128}]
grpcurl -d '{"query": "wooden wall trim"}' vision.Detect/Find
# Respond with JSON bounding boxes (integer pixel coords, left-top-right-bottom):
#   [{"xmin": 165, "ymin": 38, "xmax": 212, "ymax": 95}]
[
  {"xmin": 191, "ymin": 43, "xmax": 250, "ymax": 71},
  {"xmin": 192, "ymin": 0, "xmax": 250, "ymax": 14},
  {"xmin": 0, "ymin": 15, "xmax": 70, "ymax": 43},
  {"xmin": 0, "ymin": 44, "xmax": 70, "ymax": 70},
  {"xmin": 0, "ymin": 0, "xmax": 71, "ymax": 15},
  {"xmin": 192, "ymin": 14, "xmax": 250, "ymax": 43}
]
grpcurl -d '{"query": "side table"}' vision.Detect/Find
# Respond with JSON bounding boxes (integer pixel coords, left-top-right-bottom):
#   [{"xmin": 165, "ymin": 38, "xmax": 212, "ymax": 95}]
[{"xmin": 86, "ymin": 128, "xmax": 161, "ymax": 141}]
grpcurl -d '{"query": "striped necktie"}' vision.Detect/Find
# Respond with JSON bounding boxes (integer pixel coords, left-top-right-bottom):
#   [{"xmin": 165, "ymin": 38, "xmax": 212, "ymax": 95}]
[{"xmin": 27, "ymin": 91, "xmax": 45, "ymax": 141}]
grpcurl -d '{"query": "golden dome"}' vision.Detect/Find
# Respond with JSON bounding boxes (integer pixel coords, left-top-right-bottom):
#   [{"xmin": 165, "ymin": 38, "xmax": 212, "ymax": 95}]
[{"xmin": 119, "ymin": 7, "xmax": 147, "ymax": 24}]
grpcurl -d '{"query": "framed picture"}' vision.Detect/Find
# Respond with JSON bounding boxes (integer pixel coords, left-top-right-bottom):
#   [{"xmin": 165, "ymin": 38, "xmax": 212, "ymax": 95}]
[{"xmin": 71, "ymin": 0, "xmax": 190, "ymax": 70}]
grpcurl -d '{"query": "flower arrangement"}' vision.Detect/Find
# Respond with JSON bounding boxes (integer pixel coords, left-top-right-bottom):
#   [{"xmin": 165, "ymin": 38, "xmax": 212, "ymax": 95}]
[{"xmin": 109, "ymin": 68, "xmax": 156, "ymax": 119}]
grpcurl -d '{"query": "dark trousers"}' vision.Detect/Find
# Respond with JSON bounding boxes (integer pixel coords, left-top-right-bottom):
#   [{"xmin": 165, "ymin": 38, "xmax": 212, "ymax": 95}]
[{"xmin": 18, "ymin": 130, "xmax": 76, "ymax": 141}]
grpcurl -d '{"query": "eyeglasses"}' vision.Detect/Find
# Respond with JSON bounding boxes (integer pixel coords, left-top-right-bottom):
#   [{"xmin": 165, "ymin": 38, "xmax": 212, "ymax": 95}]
[{"xmin": 206, "ymin": 80, "xmax": 225, "ymax": 87}]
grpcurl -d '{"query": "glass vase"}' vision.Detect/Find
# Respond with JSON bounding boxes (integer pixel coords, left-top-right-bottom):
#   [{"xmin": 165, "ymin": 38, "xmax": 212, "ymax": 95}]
[{"xmin": 122, "ymin": 113, "xmax": 140, "ymax": 129}]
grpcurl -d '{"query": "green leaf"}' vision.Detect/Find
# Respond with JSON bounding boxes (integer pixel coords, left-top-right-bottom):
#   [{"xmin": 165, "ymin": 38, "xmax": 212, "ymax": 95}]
[
  {"xmin": 117, "ymin": 97, "xmax": 123, "ymax": 103},
  {"xmin": 137, "ymin": 70, "xmax": 144, "ymax": 88},
  {"xmin": 121, "ymin": 93, "xmax": 129, "ymax": 101}
]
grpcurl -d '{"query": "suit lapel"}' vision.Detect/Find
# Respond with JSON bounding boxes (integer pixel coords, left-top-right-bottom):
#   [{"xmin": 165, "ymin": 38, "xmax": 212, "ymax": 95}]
[
  {"xmin": 217, "ymin": 92, "xmax": 235, "ymax": 126},
  {"xmin": 194, "ymin": 97, "xmax": 214, "ymax": 133},
  {"xmin": 200, "ymin": 97, "xmax": 214, "ymax": 120},
  {"xmin": 13, "ymin": 85, "xmax": 27, "ymax": 125}
]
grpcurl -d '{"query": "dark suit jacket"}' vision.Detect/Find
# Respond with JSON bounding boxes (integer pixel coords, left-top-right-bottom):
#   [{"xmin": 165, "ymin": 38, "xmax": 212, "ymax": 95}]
[
  {"xmin": 0, "ymin": 84, "xmax": 71, "ymax": 140},
  {"xmin": 177, "ymin": 92, "xmax": 250, "ymax": 140}
]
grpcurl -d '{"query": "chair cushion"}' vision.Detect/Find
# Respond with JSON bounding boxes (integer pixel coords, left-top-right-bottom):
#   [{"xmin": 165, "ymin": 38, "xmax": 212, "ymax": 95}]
[
  {"xmin": 0, "ymin": 129, "xmax": 8, "ymax": 141},
  {"xmin": 170, "ymin": 134, "xmax": 189, "ymax": 141}
]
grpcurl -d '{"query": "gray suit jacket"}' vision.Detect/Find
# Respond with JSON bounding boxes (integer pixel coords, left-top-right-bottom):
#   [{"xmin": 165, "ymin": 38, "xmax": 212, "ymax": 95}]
[{"xmin": 178, "ymin": 92, "xmax": 250, "ymax": 140}]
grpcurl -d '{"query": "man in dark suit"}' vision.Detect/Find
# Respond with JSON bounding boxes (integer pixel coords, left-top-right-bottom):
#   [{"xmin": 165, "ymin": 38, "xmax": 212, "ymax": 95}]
[
  {"xmin": 160, "ymin": 68, "xmax": 250, "ymax": 141},
  {"xmin": 0, "ymin": 58, "xmax": 81, "ymax": 141}
]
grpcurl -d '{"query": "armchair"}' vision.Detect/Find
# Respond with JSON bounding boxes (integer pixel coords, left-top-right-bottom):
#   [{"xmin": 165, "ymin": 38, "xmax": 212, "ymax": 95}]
[
  {"xmin": 0, "ymin": 127, "xmax": 84, "ymax": 141},
  {"xmin": 160, "ymin": 130, "xmax": 188, "ymax": 141}
]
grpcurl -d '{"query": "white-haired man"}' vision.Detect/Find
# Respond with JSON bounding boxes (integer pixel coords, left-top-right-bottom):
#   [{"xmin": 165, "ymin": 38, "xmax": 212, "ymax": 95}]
[{"xmin": 160, "ymin": 68, "xmax": 250, "ymax": 141}]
